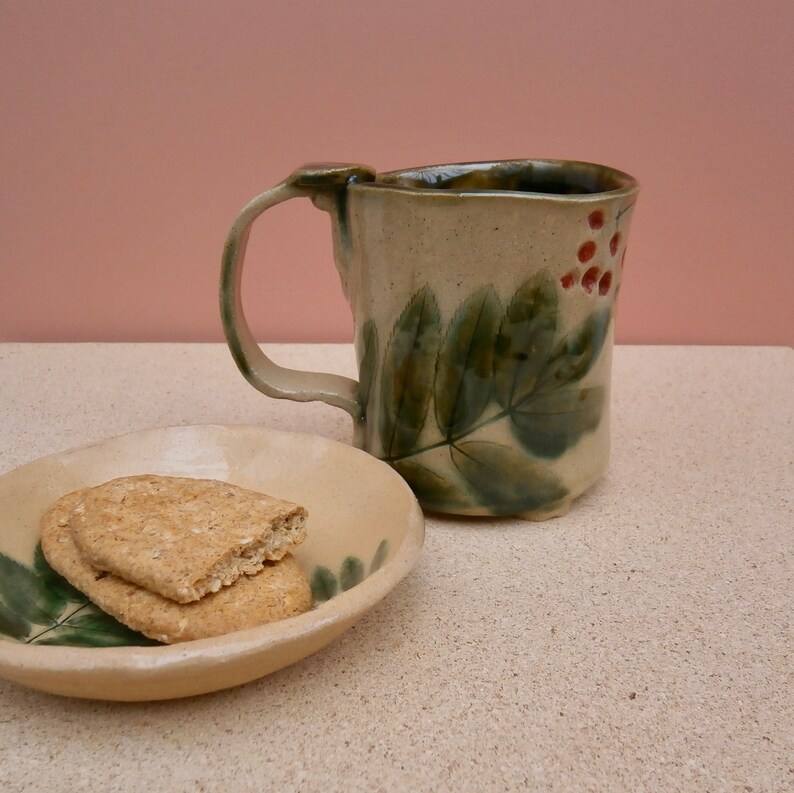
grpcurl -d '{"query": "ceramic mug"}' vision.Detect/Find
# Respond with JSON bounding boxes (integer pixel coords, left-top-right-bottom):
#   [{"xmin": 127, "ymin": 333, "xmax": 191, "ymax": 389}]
[{"xmin": 221, "ymin": 161, "xmax": 638, "ymax": 519}]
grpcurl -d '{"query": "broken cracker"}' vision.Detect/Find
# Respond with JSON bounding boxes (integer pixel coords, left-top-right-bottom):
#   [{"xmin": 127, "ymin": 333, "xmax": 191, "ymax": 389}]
[
  {"xmin": 40, "ymin": 490, "xmax": 312, "ymax": 644},
  {"xmin": 67, "ymin": 475, "xmax": 307, "ymax": 603}
]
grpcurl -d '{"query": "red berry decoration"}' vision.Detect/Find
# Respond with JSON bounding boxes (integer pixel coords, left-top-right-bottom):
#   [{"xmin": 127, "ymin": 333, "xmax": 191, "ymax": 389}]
[
  {"xmin": 560, "ymin": 272, "xmax": 576, "ymax": 289},
  {"xmin": 578, "ymin": 240, "xmax": 596, "ymax": 263},
  {"xmin": 598, "ymin": 270, "xmax": 612, "ymax": 296},
  {"xmin": 610, "ymin": 231, "xmax": 621, "ymax": 256},
  {"xmin": 588, "ymin": 210, "xmax": 604, "ymax": 229},
  {"xmin": 582, "ymin": 266, "xmax": 599, "ymax": 293}
]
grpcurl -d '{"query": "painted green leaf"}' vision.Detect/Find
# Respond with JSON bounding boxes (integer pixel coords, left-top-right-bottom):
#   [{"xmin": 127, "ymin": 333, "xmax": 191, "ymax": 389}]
[
  {"xmin": 53, "ymin": 609, "xmax": 159, "ymax": 647},
  {"xmin": 0, "ymin": 604, "xmax": 30, "ymax": 640},
  {"xmin": 0, "ymin": 552, "xmax": 60, "ymax": 627},
  {"xmin": 379, "ymin": 287, "xmax": 442, "ymax": 458},
  {"xmin": 37, "ymin": 628, "xmax": 159, "ymax": 647},
  {"xmin": 356, "ymin": 320, "xmax": 378, "ymax": 421},
  {"xmin": 434, "ymin": 286, "xmax": 500, "ymax": 438},
  {"xmin": 493, "ymin": 274, "xmax": 558, "ymax": 409},
  {"xmin": 393, "ymin": 458, "xmax": 468, "ymax": 514},
  {"xmin": 535, "ymin": 309, "xmax": 611, "ymax": 392},
  {"xmin": 36, "ymin": 631, "xmax": 123, "ymax": 647},
  {"xmin": 450, "ymin": 441, "xmax": 567, "ymax": 515},
  {"xmin": 0, "ymin": 545, "xmax": 160, "ymax": 646},
  {"xmin": 33, "ymin": 543, "xmax": 86, "ymax": 612},
  {"xmin": 510, "ymin": 386, "xmax": 605, "ymax": 458},
  {"xmin": 310, "ymin": 566, "xmax": 338, "ymax": 603},
  {"xmin": 339, "ymin": 556, "xmax": 365, "ymax": 591},
  {"xmin": 370, "ymin": 540, "xmax": 389, "ymax": 574},
  {"xmin": 34, "ymin": 607, "xmax": 160, "ymax": 647}
]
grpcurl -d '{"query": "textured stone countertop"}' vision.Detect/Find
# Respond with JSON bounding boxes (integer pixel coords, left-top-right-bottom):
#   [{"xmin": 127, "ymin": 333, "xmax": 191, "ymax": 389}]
[{"xmin": 0, "ymin": 343, "xmax": 791, "ymax": 792}]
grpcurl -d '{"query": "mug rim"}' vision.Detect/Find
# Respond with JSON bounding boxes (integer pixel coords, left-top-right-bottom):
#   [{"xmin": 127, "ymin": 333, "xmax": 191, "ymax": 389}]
[{"xmin": 358, "ymin": 159, "xmax": 639, "ymax": 200}]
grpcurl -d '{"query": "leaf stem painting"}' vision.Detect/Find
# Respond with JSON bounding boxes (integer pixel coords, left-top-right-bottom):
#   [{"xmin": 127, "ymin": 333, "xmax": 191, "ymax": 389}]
[
  {"xmin": 0, "ymin": 545, "xmax": 159, "ymax": 646},
  {"xmin": 359, "ymin": 273, "xmax": 611, "ymax": 516}
]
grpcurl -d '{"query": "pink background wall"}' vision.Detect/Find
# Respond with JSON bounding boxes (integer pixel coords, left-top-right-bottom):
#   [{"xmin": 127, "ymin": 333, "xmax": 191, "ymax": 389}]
[{"xmin": 1, "ymin": 1, "xmax": 792, "ymax": 345}]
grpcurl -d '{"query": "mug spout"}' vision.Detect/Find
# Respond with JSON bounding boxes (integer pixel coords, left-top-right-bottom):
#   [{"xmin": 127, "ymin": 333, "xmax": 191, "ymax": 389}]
[
  {"xmin": 289, "ymin": 162, "xmax": 376, "ymax": 189},
  {"xmin": 295, "ymin": 163, "xmax": 376, "ymax": 307}
]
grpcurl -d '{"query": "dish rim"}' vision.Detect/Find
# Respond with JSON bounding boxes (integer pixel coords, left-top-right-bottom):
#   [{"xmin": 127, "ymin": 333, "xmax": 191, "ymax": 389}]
[{"xmin": 0, "ymin": 423, "xmax": 425, "ymax": 675}]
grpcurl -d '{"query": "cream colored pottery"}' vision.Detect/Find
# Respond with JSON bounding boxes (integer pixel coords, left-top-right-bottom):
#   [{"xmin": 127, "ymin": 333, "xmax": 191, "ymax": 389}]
[
  {"xmin": 221, "ymin": 160, "xmax": 639, "ymax": 519},
  {"xmin": 0, "ymin": 425, "xmax": 424, "ymax": 701}
]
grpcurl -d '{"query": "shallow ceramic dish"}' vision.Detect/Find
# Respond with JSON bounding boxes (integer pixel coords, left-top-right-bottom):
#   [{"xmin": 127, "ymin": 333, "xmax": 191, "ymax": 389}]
[{"xmin": 0, "ymin": 425, "xmax": 424, "ymax": 701}]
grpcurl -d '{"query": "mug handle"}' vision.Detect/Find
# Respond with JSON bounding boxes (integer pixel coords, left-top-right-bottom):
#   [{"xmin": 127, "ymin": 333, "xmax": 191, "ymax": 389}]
[{"xmin": 220, "ymin": 163, "xmax": 376, "ymax": 418}]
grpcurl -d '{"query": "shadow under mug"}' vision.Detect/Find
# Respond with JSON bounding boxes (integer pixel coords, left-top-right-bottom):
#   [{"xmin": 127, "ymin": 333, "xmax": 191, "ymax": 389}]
[{"xmin": 221, "ymin": 160, "xmax": 639, "ymax": 519}]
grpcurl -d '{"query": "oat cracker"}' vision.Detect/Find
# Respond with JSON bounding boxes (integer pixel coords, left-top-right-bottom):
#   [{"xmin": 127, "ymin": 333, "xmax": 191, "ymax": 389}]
[
  {"xmin": 40, "ymin": 490, "xmax": 312, "ymax": 644},
  {"xmin": 68, "ymin": 475, "xmax": 307, "ymax": 603}
]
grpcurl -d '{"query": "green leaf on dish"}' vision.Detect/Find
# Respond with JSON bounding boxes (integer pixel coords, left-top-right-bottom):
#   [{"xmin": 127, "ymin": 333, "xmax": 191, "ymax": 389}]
[
  {"xmin": 339, "ymin": 556, "xmax": 365, "ymax": 591},
  {"xmin": 0, "ymin": 603, "xmax": 31, "ymax": 641},
  {"xmin": 0, "ymin": 551, "xmax": 61, "ymax": 627},
  {"xmin": 310, "ymin": 566, "xmax": 338, "ymax": 604},
  {"xmin": 311, "ymin": 541, "xmax": 389, "ymax": 605},
  {"xmin": 38, "ymin": 608, "xmax": 160, "ymax": 647},
  {"xmin": 370, "ymin": 540, "xmax": 389, "ymax": 574},
  {"xmin": 33, "ymin": 542, "xmax": 87, "ymax": 611},
  {"xmin": 0, "ymin": 545, "xmax": 161, "ymax": 647}
]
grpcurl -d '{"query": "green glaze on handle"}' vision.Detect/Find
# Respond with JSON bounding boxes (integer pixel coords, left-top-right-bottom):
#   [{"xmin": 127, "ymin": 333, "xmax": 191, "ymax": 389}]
[{"xmin": 220, "ymin": 164, "xmax": 376, "ymax": 417}]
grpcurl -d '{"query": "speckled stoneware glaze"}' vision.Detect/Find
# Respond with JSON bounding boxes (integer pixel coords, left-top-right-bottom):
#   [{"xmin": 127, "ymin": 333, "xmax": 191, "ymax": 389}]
[
  {"xmin": 221, "ymin": 161, "xmax": 639, "ymax": 519},
  {"xmin": 0, "ymin": 425, "xmax": 424, "ymax": 700}
]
